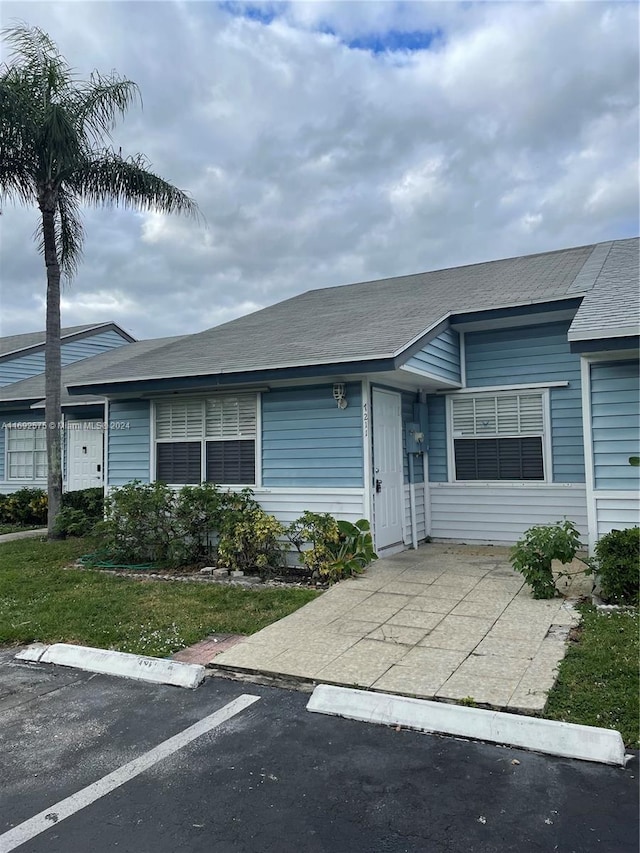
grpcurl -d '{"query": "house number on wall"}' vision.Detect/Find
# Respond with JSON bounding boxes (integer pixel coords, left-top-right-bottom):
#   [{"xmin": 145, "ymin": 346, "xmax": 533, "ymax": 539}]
[{"xmin": 363, "ymin": 401, "xmax": 368, "ymax": 438}]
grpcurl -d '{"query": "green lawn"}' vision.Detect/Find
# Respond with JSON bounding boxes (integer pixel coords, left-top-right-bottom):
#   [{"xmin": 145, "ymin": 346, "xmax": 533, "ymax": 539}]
[
  {"xmin": 0, "ymin": 537, "xmax": 319, "ymax": 657},
  {"xmin": 545, "ymin": 603, "xmax": 639, "ymax": 748}
]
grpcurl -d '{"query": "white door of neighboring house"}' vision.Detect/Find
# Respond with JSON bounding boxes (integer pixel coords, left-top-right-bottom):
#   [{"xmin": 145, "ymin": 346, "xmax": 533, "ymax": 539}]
[
  {"xmin": 372, "ymin": 388, "xmax": 404, "ymax": 551},
  {"xmin": 66, "ymin": 422, "xmax": 104, "ymax": 491}
]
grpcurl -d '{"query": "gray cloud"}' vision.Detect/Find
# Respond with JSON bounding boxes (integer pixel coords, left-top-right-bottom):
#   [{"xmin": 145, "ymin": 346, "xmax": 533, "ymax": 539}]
[{"xmin": 0, "ymin": 0, "xmax": 637, "ymax": 341}]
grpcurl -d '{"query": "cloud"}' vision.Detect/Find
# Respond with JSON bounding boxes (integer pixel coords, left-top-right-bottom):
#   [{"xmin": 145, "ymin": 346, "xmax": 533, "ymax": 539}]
[{"xmin": 1, "ymin": 0, "xmax": 637, "ymax": 341}]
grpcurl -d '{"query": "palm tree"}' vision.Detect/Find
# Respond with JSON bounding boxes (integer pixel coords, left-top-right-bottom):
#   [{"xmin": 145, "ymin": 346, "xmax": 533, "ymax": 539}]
[{"xmin": 0, "ymin": 24, "xmax": 198, "ymax": 537}]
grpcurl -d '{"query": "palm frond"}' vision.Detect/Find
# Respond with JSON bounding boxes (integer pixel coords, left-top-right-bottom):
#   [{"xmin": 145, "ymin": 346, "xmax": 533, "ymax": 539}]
[
  {"xmin": 2, "ymin": 22, "xmax": 71, "ymax": 89},
  {"xmin": 56, "ymin": 188, "xmax": 83, "ymax": 278},
  {"xmin": 75, "ymin": 150, "xmax": 199, "ymax": 218},
  {"xmin": 74, "ymin": 73, "xmax": 141, "ymax": 144}
]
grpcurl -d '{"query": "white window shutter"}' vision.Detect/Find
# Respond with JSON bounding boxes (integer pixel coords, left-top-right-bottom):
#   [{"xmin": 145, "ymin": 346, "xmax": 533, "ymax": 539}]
[
  {"xmin": 453, "ymin": 392, "xmax": 543, "ymax": 437},
  {"xmin": 155, "ymin": 399, "xmax": 203, "ymax": 439},
  {"xmin": 206, "ymin": 395, "xmax": 256, "ymax": 439}
]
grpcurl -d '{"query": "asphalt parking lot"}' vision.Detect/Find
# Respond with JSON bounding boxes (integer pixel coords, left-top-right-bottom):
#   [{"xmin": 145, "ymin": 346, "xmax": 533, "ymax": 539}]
[{"xmin": 0, "ymin": 649, "xmax": 638, "ymax": 853}]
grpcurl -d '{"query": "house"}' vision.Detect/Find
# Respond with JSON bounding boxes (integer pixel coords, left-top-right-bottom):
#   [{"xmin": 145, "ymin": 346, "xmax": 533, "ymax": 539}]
[
  {"xmin": 63, "ymin": 238, "xmax": 639, "ymax": 553},
  {"xmin": 0, "ymin": 323, "xmax": 167, "ymax": 493}
]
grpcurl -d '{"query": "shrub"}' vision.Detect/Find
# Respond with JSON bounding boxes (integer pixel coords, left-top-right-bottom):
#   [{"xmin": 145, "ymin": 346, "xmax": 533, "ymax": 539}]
[
  {"xmin": 168, "ymin": 482, "xmax": 224, "ymax": 566},
  {"xmin": 511, "ymin": 519, "xmax": 582, "ymax": 599},
  {"xmin": 590, "ymin": 527, "xmax": 639, "ymax": 606},
  {"xmin": 96, "ymin": 480, "xmax": 178, "ymax": 565},
  {"xmin": 288, "ymin": 512, "xmax": 377, "ymax": 583},
  {"xmin": 218, "ymin": 505, "xmax": 285, "ymax": 576},
  {"xmin": 53, "ymin": 507, "xmax": 96, "ymax": 538},
  {"xmin": 0, "ymin": 488, "xmax": 47, "ymax": 525},
  {"xmin": 61, "ymin": 487, "xmax": 104, "ymax": 520}
]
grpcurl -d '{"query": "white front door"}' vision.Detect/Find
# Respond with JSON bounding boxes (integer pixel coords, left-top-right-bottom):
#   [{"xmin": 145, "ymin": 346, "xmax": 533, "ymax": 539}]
[
  {"xmin": 66, "ymin": 422, "xmax": 104, "ymax": 491},
  {"xmin": 372, "ymin": 388, "xmax": 404, "ymax": 550}
]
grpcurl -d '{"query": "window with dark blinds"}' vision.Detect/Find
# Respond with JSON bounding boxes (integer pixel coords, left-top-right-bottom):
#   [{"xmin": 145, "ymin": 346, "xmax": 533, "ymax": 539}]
[
  {"xmin": 156, "ymin": 442, "xmax": 201, "ymax": 483},
  {"xmin": 451, "ymin": 391, "xmax": 546, "ymax": 481},
  {"xmin": 153, "ymin": 394, "xmax": 257, "ymax": 485},
  {"xmin": 206, "ymin": 440, "xmax": 255, "ymax": 485},
  {"xmin": 454, "ymin": 437, "xmax": 544, "ymax": 481}
]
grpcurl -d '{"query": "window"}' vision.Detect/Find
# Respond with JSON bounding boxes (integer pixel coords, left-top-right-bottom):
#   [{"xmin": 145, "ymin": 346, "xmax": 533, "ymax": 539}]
[
  {"xmin": 6, "ymin": 427, "xmax": 47, "ymax": 480},
  {"xmin": 154, "ymin": 395, "xmax": 256, "ymax": 485},
  {"xmin": 450, "ymin": 392, "xmax": 545, "ymax": 481}
]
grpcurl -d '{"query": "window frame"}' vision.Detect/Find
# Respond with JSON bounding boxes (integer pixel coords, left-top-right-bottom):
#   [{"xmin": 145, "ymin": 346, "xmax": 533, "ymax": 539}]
[
  {"xmin": 151, "ymin": 394, "xmax": 261, "ymax": 487},
  {"xmin": 4, "ymin": 424, "xmax": 48, "ymax": 482},
  {"xmin": 445, "ymin": 389, "xmax": 552, "ymax": 484}
]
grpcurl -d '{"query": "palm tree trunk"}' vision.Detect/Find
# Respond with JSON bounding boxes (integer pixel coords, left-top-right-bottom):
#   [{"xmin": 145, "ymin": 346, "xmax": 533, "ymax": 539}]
[{"xmin": 40, "ymin": 200, "xmax": 63, "ymax": 539}]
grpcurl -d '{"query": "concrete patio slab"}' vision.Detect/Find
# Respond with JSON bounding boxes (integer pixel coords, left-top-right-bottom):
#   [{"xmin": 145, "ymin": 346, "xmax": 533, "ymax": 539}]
[{"xmin": 210, "ymin": 543, "xmax": 584, "ymax": 713}]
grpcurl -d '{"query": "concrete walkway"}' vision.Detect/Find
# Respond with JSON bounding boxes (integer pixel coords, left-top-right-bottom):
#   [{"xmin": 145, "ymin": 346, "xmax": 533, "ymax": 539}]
[
  {"xmin": 0, "ymin": 528, "xmax": 47, "ymax": 542},
  {"xmin": 212, "ymin": 544, "xmax": 583, "ymax": 713}
]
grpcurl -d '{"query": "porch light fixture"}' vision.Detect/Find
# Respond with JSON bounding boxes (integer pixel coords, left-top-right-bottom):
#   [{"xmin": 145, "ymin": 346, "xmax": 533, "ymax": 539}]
[{"xmin": 333, "ymin": 383, "xmax": 348, "ymax": 409}]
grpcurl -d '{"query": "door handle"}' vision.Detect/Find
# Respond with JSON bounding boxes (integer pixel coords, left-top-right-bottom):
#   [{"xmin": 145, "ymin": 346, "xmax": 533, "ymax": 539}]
[
  {"xmin": 96, "ymin": 464, "xmax": 101, "ymax": 473},
  {"xmin": 375, "ymin": 479, "xmax": 382, "ymax": 493}
]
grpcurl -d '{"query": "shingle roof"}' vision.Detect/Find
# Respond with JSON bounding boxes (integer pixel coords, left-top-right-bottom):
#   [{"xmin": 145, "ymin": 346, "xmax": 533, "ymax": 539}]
[
  {"xmin": 567, "ymin": 238, "xmax": 639, "ymax": 341},
  {"xmin": 0, "ymin": 322, "xmax": 133, "ymax": 359},
  {"xmin": 0, "ymin": 337, "xmax": 185, "ymax": 406},
  {"xmin": 68, "ymin": 238, "xmax": 637, "ymax": 391}
]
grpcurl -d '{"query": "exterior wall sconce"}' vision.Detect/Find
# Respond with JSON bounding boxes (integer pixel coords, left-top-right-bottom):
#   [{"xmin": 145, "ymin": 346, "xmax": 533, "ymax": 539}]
[{"xmin": 333, "ymin": 383, "xmax": 348, "ymax": 409}]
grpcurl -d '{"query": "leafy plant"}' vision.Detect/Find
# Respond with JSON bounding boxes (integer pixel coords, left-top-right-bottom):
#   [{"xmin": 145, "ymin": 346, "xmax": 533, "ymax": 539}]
[
  {"xmin": 61, "ymin": 488, "xmax": 104, "ymax": 520},
  {"xmin": 0, "ymin": 488, "xmax": 48, "ymax": 525},
  {"xmin": 53, "ymin": 507, "xmax": 95, "ymax": 538},
  {"xmin": 217, "ymin": 505, "xmax": 285, "ymax": 577},
  {"xmin": 511, "ymin": 519, "xmax": 582, "ymax": 599},
  {"xmin": 288, "ymin": 512, "xmax": 377, "ymax": 583},
  {"xmin": 96, "ymin": 480, "xmax": 178, "ymax": 565},
  {"xmin": 587, "ymin": 527, "xmax": 639, "ymax": 606}
]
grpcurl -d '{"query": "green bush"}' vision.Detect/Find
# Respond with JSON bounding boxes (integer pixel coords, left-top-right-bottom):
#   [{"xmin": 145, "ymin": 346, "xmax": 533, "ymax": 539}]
[
  {"xmin": 218, "ymin": 504, "xmax": 285, "ymax": 577},
  {"xmin": 53, "ymin": 507, "xmax": 96, "ymax": 538},
  {"xmin": 95, "ymin": 482, "xmax": 286, "ymax": 572},
  {"xmin": 61, "ymin": 487, "xmax": 104, "ymax": 519},
  {"xmin": 511, "ymin": 519, "xmax": 582, "ymax": 599},
  {"xmin": 288, "ymin": 511, "xmax": 377, "ymax": 583},
  {"xmin": 96, "ymin": 480, "xmax": 178, "ymax": 565},
  {"xmin": 591, "ymin": 527, "xmax": 639, "ymax": 606},
  {"xmin": 0, "ymin": 488, "xmax": 47, "ymax": 525}
]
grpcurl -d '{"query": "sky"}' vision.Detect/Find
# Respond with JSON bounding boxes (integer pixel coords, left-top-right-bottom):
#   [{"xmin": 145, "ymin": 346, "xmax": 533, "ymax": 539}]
[{"xmin": 0, "ymin": 0, "xmax": 638, "ymax": 341}]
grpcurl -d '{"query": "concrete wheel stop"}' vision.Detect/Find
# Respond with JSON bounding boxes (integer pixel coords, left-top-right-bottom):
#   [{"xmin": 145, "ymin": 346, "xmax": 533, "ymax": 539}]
[
  {"xmin": 15, "ymin": 643, "xmax": 206, "ymax": 689},
  {"xmin": 307, "ymin": 684, "xmax": 629, "ymax": 767}
]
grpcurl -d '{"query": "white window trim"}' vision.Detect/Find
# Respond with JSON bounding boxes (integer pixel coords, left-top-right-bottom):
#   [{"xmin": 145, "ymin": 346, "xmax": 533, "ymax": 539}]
[
  {"xmin": 150, "ymin": 394, "xmax": 259, "ymax": 487},
  {"xmin": 446, "ymin": 388, "xmax": 551, "ymax": 484},
  {"xmin": 444, "ymin": 380, "xmax": 568, "ymax": 395},
  {"xmin": 4, "ymin": 424, "xmax": 48, "ymax": 482}
]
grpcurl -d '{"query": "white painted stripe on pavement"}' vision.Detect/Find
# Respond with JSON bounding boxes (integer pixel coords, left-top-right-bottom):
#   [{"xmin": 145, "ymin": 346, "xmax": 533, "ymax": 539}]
[{"xmin": 0, "ymin": 694, "xmax": 260, "ymax": 853}]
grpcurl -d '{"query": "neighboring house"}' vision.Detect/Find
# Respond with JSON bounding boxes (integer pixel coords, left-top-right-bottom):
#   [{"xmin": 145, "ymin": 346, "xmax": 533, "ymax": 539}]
[
  {"xmin": 65, "ymin": 238, "xmax": 639, "ymax": 553},
  {"xmin": 0, "ymin": 322, "xmax": 148, "ymax": 493}
]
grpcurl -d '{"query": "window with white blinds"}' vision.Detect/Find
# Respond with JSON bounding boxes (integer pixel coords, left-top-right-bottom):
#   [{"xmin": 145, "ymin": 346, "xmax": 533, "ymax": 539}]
[
  {"xmin": 450, "ymin": 392, "xmax": 546, "ymax": 481},
  {"xmin": 154, "ymin": 395, "xmax": 257, "ymax": 485},
  {"xmin": 451, "ymin": 393, "xmax": 544, "ymax": 437}
]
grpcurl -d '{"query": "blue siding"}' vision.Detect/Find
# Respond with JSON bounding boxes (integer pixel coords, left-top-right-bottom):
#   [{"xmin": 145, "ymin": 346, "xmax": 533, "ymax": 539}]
[
  {"xmin": 401, "ymin": 391, "xmax": 424, "ymax": 484},
  {"xmin": 0, "ymin": 409, "xmax": 46, "ymax": 483},
  {"xmin": 108, "ymin": 400, "xmax": 150, "ymax": 486},
  {"xmin": 0, "ymin": 329, "xmax": 129, "ymax": 387},
  {"xmin": 404, "ymin": 328, "xmax": 461, "ymax": 384},
  {"xmin": 426, "ymin": 395, "xmax": 447, "ymax": 482},
  {"xmin": 591, "ymin": 360, "xmax": 640, "ymax": 490},
  {"xmin": 262, "ymin": 384, "xmax": 363, "ymax": 488},
  {"xmin": 465, "ymin": 322, "xmax": 584, "ymax": 483}
]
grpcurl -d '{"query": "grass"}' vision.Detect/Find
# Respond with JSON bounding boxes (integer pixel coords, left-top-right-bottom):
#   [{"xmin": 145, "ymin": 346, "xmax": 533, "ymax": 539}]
[
  {"xmin": 0, "ymin": 537, "xmax": 320, "ymax": 658},
  {"xmin": 545, "ymin": 603, "xmax": 639, "ymax": 748}
]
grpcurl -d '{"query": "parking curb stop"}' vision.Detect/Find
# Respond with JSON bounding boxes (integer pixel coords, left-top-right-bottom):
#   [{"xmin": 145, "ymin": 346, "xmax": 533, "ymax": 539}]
[
  {"xmin": 307, "ymin": 684, "xmax": 628, "ymax": 766},
  {"xmin": 16, "ymin": 643, "xmax": 206, "ymax": 689}
]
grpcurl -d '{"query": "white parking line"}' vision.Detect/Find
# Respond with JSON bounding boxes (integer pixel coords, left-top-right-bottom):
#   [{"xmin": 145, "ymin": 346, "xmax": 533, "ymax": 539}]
[{"xmin": 0, "ymin": 693, "xmax": 261, "ymax": 853}]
